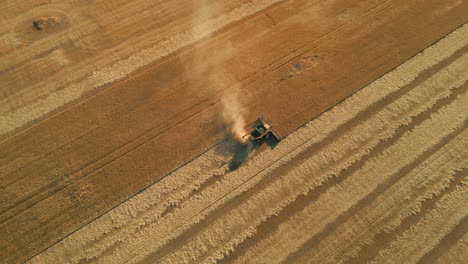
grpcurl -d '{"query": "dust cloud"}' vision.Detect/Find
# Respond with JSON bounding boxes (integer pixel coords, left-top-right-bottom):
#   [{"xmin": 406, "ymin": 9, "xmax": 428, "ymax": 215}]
[
  {"xmin": 220, "ymin": 92, "xmax": 248, "ymax": 143},
  {"xmin": 190, "ymin": 0, "xmax": 248, "ymax": 144}
]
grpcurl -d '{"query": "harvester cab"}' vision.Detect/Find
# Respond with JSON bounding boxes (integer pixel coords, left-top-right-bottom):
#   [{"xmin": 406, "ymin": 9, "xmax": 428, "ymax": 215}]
[
  {"xmin": 229, "ymin": 117, "xmax": 281, "ymax": 170},
  {"xmin": 243, "ymin": 117, "xmax": 282, "ymax": 143}
]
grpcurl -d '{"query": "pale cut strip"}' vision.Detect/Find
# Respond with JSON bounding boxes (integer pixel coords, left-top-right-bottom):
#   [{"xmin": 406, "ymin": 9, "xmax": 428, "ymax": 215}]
[
  {"xmin": 165, "ymin": 88, "xmax": 468, "ymax": 263},
  {"xmin": 433, "ymin": 232, "xmax": 468, "ymax": 264},
  {"xmin": 130, "ymin": 69, "xmax": 468, "ymax": 263},
  {"xmin": 160, "ymin": 49, "xmax": 468, "ymax": 263},
  {"xmin": 28, "ymin": 24, "xmax": 468, "ymax": 263},
  {"xmin": 371, "ymin": 184, "xmax": 467, "ymax": 264},
  {"xmin": 171, "ymin": 132, "xmax": 467, "ymax": 264},
  {"xmin": 293, "ymin": 143, "xmax": 467, "ymax": 264},
  {"xmin": 142, "ymin": 31, "xmax": 468, "ymax": 264}
]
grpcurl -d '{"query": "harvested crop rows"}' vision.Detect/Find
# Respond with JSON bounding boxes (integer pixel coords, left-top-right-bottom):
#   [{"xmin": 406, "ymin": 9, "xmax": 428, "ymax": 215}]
[
  {"xmin": 29, "ymin": 24, "xmax": 468, "ymax": 263},
  {"xmin": 3, "ymin": 1, "xmax": 467, "ymax": 262}
]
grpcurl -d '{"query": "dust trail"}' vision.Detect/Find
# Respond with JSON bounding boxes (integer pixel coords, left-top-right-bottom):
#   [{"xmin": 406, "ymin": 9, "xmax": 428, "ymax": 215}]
[
  {"xmin": 190, "ymin": 0, "xmax": 248, "ymax": 144},
  {"xmin": 220, "ymin": 91, "xmax": 248, "ymax": 143}
]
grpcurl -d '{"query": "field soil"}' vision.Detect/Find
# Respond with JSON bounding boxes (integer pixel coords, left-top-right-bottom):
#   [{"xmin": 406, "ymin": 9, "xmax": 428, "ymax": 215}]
[
  {"xmin": 0, "ymin": 0, "xmax": 467, "ymax": 263},
  {"xmin": 29, "ymin": 24, "xmax": 468, "ymax": 263}
]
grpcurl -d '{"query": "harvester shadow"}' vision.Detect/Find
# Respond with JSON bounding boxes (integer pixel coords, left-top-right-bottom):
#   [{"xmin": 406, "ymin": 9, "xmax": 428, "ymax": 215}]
[
  {"xmin": 228, "ymin": 140, "xmax": 257, "ymax": 171},
  {"xmin": 228, "ymin": 131, "xmax": 283, "ymax": 170},
  {"xmin": 213, "ymin": 135, "xmax": 259, "ymax": 171},
  {"xmin": 214, "ymin": 118, "xmax": 281, "ymax": 171},
  {"xmin": 265, "ymin": 136, "xmax": 280, "ymax": 149}
]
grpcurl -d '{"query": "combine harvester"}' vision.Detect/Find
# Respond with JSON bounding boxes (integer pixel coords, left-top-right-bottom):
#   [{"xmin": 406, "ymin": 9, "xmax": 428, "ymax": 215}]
[
  {"xmin": 242, "ymin": 117, "xmax": 282, "ymax": 144},
  {"xmin": 228, "ymin": 117, "xmax": 281, "ymax": 170}
]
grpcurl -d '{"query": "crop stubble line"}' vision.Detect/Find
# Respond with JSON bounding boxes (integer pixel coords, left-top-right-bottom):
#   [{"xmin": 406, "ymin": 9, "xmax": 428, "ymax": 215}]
[
  {"xmin": 320, "ymin": 148, "xmax": 468, "ymax": 264},
  {"xmin": 142, "ymin": 133, "xmax": 330, "ymax": 262},
  {"xmin": 344, "ymin": 168, "xmax": 467, "ymax": 264},
  {"xmin": 2, "ymin": 1, "xmax": 464, "ymax": 232},
  {"xmin": 74, "ymin": 155, "xmax": 236, "ymax": 259},
  {"xmin": 31, "ymin": 85, "xmax": 462, "ymax": 260},
  {"xmin": 0, "ymin": 92, "xmax": 224, "ymax": 225},
  {"xmin": 27, "ymin": 70, "xmax": 372, "ymax": 262},
  {"xmin": 276, "ymin": 122, "xmax": 462, "ymax": 262},
  {"xmin": 370, "ymin": 179, "xmax": 468, "ymax": 264},
  {"xmin": 169, "ymin": 117, "xmax": 468, "ymax": 262},
  {"xmin": 417, "ymin": 216, "xmax": 467, "ymax": 264},
  {"xmin": 222, "ymin": 80, "xmax": 468, "ymax": 263},
  {"xmin": 238, "ymin": 146, "xmax": 468, "ymax": 263},
  {"xmin": 32, "ymin": 69, "xmax": 464, "ymax": 262},
  {"xmin": 153, "ymin": 50, "xmax": 468, "ymax": 263},
  {"xmin": 268, "ymin": 139, "xmax": 466, "ymax": 261},
  {"xmin": 159, "ymin": 39, "xmax": 468, "ymax": 262},
  {"xmin": 0, "ymin": 0, "xmax": 397, "ymax": 230},
  {"xmin": 243, "ymin": 95, "xmax": 468, "ymax": 262},
  {"xmin": 154, "ymin": 40, "xmax": 468, "ymax": 260},
  {"xmin": 435, "ymin": 227, "xmax": 468, "ymax": 264},
  {"xmin": 20, "ymin": 157, "xmax": 227, "ymax": 263},
  {"xmin": 223, "ymin": 63, "xmax": 468, "ymax": 262},
  {"xmin": 34, "ymin": 58, "xmax": 462, "ymax": 264},
  {"xmin": 0, "ymin": 0, "xmax": 404, "ymax": 167},
  {"xmin": 330, "ymin": 157, "xmax": 468, "ymax": 264},
  {"xmin": 28, "ymin": 23, "xmax": 468, "ymax": 264},
  {"xmin": 308, "ymin": 86, "xmax": 468, "ymax": 263},
  {"xmin": 0, "ymin": 0, "xmax": 325, "ymax": 197},
  {"xmin": 191, "ymin": 82, "xmax": 468, "ymax": 262}
]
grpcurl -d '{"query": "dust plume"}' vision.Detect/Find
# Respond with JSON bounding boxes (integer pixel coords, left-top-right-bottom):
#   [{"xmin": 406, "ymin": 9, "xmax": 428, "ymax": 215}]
[
  {"xmin": 220, "ymin": 92, "xmax": 248, "ymax": 143},
  {"xmin": 190, "ymin": 0, "xmax": 249, "ymax": 144}
]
